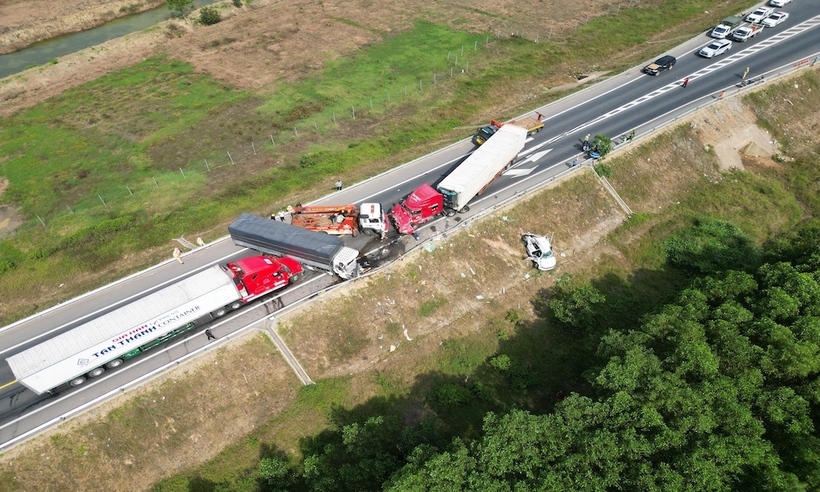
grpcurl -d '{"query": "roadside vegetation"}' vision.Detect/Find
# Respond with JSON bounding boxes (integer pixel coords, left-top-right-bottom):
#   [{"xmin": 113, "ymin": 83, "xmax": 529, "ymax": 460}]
[
  {"xmin": 0, "ymin": 0, "xmax": 756, "ymax": 324},
  {"xmin": 2, "ymin": 67, "xmax": 818, "ymax": 490}
]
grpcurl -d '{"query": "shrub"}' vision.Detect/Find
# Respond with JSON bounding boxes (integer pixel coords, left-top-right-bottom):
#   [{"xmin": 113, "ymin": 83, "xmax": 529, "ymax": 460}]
[
  {"xmin": 489, "ymin": 354, "xmax": 512, "ymax": 373},
  {"xmin": 594, "ymin": 163, "xmax": 612, "ymax": 177},
  {"xmin": 198, "ymin": 6, "xmax": 221, "ymax": 26},
  {"xmin": 434, "ymin": 383, "xmax": 472, "ymax": 407},
  {"xmin": 469, "ymin": 381, "xmax": 493, "ymax": 402}
]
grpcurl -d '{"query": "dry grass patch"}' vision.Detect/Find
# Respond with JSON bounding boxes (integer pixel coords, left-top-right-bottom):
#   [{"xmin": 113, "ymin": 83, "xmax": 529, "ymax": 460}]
[{"xmin": 278, "ymin": 168, "xmax": 627, "ymax": 385}]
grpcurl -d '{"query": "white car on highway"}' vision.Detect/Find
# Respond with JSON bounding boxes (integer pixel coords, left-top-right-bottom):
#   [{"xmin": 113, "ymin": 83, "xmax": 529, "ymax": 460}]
[
  {"xmin": 745, "ymin": 7, "xmax": 774, "ymax": 23},
  {"xmin": 768, "ymin": 0, "xmax": 791, "ymax": 7},
  {"xmin": 698, "ymin": 39, "xmax": 732, "ymax": 58},
  {"xmin": 761, "ymin": 11, "xmax": 789, "ymax": 27}
]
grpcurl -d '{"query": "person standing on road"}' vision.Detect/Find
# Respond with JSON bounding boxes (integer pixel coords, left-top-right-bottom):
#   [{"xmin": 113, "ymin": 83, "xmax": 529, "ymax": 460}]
[
  {"xmin": 335, "ymin": 179, "xmax": 343, "ymax": 191},
  {"xmin": 205, "ymin": 329, "xmax": 216, "ymax": 341},
  {"xmin": 682, "ymin": 77, "xmax": 689, "ymax": 88},
  {"xmin": 172, "ymin": 247, "xmax": 184, "ymax": 264},
  {"xmin": 742, "ymin": 67, "xmax": 750, "ymax": 80}
]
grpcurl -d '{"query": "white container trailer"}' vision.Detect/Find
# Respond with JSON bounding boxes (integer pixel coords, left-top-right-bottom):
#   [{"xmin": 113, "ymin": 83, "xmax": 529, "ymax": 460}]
[
  {"xmin": 7, "ymin": 266, "xmax": 241, "ymax": 395},
  {"xmin": 437, "ymin": 124, "xmax": 527, "ymax": 212}
]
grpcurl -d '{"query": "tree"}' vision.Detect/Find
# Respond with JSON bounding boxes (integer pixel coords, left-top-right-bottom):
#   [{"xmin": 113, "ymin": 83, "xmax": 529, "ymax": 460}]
[
  {"xmin": 593, "ymin": 134, "xmax": 613, "ymax": 158},
  {"xmin": 167, "ymin": 0, "xmax": 194, "ymax": 18},
  {"xmin": 548, "ymin": 274, "xmax": 605, "ymax": 329},
  {"xmin": 665, "ymin": 217, "xmax": 758, "ymax": 274}
]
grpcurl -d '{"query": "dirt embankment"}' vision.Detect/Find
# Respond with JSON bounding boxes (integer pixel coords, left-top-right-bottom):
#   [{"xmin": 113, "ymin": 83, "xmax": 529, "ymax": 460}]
[{"xmin": 0, "ymin": 0, "xmax": 164, "ymax": 55}]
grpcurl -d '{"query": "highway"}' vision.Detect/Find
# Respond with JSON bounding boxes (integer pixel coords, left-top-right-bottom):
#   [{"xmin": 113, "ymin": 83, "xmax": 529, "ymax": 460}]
[{"xmin": 1, "ymin": 5, "xmax": 819, "ymax": 450}]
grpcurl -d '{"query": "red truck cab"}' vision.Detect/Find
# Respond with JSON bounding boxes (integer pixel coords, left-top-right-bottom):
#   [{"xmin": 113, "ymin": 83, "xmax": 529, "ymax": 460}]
[
  {"xmin": 389, "ymin": 183, "xmax": 445, "ymax": 235},
  {"xmin": 223, "ymin": 255, "xmax": 303, "ymax": 301}
]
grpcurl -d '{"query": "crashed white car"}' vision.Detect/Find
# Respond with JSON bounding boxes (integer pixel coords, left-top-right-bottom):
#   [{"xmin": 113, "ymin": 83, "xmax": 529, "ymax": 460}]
[{"xmin": 522, "ymin": 233, "xmax": 557, "ymax": 271}]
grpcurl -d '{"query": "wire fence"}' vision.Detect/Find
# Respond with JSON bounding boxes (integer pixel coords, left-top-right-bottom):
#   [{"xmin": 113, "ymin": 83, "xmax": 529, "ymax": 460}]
[
  {"xmin": 3, "ymin": 24, "xmax": 817, "ymax": 242},
  {"xmin": 1, "ymin": 36, "xmax": 502, "ymax": 240}
]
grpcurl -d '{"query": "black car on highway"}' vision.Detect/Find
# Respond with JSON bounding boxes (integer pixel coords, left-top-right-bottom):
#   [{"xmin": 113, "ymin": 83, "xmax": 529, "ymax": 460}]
[{"xmin": 642, "ymin": 55, "xmax": 677, "ymax": 75}]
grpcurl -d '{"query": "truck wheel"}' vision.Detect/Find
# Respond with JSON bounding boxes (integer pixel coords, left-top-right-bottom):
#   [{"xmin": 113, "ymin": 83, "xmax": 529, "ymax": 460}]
[
  {"xmin": 213, "ymin": 307, "xmax": 228, "ymax": 318},
  {"xmin": 106, "ymin": 359, "xmax": 124, "ymax": 369},
  {"xmin": 459, "ymin": 205, "xmax": 470, "ymax": 213},
  {"xmin": 362, "ymin": 227, "xmax": 373, "ymax": 236},
  {"xmin": 69, "ymin": 376, "xmax": 87, "ymax": 387},
  {"xmin": 445, "ymin": 208, "xmax": 457, "ymax": 217},
  {"xmin": 230, "ymin": 301, "xmax": 243, "ymax": 310},
  {"xmin": 88, "ymin": 367, "xmax": 105, "ymax": 378},
  {"xmin": 290, "ymin": 274, "xmax": 300, "ymax": 284}
]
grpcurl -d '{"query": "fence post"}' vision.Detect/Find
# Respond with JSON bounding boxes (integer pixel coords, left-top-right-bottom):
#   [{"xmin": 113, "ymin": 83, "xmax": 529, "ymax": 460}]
[
  {"xmin": 269, "ymin": 135, "xmax": 275, "ymax": 146},
  {"xmin": 66, "ymin": 205, "xmax": 73, "ymax": 214},
  {"xmin": 153, "ymin": 177, "xmax": 159, "ymax": 187},
  {"xmin": 37, "ymin": 215, "xmax": 46, "ymax": 227},
  {"xmin": 204, "ymin": 159, "xmax": 210, "ymax": 171},
  {"xmin": 126, "ymin": 185, "xmax": 133, "ymax": 195},
  {"xmin": 251, "ymin": 141, "xmax": 256, "ymax": 155},
  {"xmin": 98, "ymin": 195, "xmax": 107, "ymax": 207},
  {"xmin": 227, "ymin": 151, "xmax": 235, "ymax": 164},
  {"xmin": 180, "ymin": 168, "xmax": 186, "ymax": 177}
]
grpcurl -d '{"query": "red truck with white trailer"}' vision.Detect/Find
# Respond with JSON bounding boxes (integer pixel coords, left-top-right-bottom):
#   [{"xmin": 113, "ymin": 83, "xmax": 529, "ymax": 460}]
[
  {"xmin": 6, "ymin": 255, "xmax": 303, "ymax": 395},
  {"xmin": 290, "ymin": 202, "xmax": 388, "ymax": 237},
  {"xmin": 391, "ymin": 124, "xmax": 528, "ymax": 235}
]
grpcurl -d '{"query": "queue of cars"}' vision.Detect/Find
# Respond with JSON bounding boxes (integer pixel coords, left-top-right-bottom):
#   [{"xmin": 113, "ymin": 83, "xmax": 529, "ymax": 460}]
[
  {"xmin": 698, "ymin": 4, "xmax": 790, "ymax": 58},
  {"xmin": 645, "ymin": 2, "xmax": 792, "ymax": 75}
]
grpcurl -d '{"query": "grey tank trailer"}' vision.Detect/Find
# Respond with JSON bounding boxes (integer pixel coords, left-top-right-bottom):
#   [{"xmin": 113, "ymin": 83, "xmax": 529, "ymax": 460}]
[{"xmin": 228, "ymin": 213, "xmax": 360, "ymax": 279}]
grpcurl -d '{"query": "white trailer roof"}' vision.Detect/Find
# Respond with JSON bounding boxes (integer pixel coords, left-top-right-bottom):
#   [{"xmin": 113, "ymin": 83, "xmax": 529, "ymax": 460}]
[
  {"xmin": 7, "ymin": 265, "xmax": 239, "ymax": 394},
  {"xmin": 438, "ymin": 124, "xmax": 527, "ymax": 205}
]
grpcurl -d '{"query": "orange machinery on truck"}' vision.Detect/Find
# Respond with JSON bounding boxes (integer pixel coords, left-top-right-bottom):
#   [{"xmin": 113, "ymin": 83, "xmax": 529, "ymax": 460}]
[
  {"xmin": 290, "ymin": 203, "xmax": 388, "ymax": 237},
  {"xmin": 472, "ymin": 113, "xmax": 544, "ymax": 145}
]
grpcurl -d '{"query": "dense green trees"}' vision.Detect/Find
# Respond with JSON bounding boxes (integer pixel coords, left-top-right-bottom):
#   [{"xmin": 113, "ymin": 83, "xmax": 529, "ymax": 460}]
[{"xmin": 245, "ymin": 221, "xmax": 820, "ymax": 491}]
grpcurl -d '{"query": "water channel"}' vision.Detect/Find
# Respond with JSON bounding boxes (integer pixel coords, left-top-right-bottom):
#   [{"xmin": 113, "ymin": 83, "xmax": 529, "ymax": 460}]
[{"xmin": 0, "ymin": 0, "xmax": 217, "ymax": 80}]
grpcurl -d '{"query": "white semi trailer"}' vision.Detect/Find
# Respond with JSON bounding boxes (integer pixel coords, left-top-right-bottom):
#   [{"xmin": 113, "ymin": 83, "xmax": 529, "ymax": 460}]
[{"xmin": 6, "ymin": 259, "xmax": 303, "ymax": 395}]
